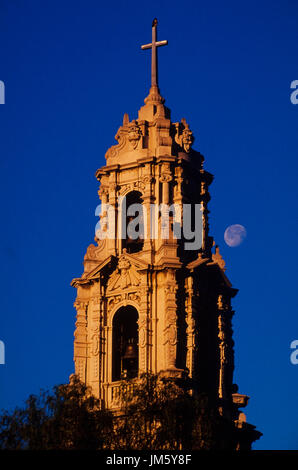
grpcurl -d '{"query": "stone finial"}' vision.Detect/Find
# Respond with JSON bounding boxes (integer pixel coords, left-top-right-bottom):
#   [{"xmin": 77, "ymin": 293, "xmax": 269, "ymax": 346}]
[
  {"xmin": 181, "ymin": 118, "xmax": 194, "ymax": 153},
  {"xmin": 123, "ymin": 113, "xmax": 129, "ymax": 126},
  {"xmin": 212, "ymin": 244, "xmax": 226, "ymax": 271},
  {"xmin": 174, "ymin": 118, "xmax": 194, "ymax": 153}
]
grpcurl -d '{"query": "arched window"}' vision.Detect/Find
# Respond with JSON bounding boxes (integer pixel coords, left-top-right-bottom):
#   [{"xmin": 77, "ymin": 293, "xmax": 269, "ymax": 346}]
[
  {"xmin": 112, "ymin": 306, "xmax": 138, "ymax": 381},
  {"xmin": 121, "ymin": 191, "xmax": 144, "ymax": 254}
]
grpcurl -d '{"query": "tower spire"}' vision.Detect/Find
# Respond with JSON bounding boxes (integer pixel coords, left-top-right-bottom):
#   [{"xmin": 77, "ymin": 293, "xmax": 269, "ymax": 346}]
[{"xmin": 141, "ymin": 18, "xmax": 168, "ymax": 92}]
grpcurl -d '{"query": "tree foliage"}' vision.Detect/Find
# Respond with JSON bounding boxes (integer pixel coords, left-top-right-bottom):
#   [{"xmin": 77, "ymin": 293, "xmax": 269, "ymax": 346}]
[
  {"xmin": 0, "ymin": 376, "xmax": 112, "ymax": 450},
  {"xmin": 111, "ymin": 373, "xmax": 234, "ymax": 450},
  {"xmin": 0, "ymin": 373, "xmax": 235, "ymax": 450}
]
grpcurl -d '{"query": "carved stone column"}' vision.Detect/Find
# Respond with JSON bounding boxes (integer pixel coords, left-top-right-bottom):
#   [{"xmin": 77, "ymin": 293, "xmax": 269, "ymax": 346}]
[
  {"xmin": 97, "ymin": 186, "xmax": 109, "ymax": 235},
  {"xmin": 98, "ymin": 283, "xmax": 105, "ymax": 402},
  {"xmin": 173, "ymin": 165, "xmax": 183, "ymax": 206},
  {"xmin": 217, "ymin": 294, "xmax": 234, "ymax": 400},
  {"xmin": 159, "ymin": 165, "xmax": 173, "ymax": 249},
  {"xmin": 185, "ymin": 276, "xmax": 197, "ymax": 379},
  {"xmin": 74, "ymin": 300, "xmax": 88, "ymax": 382},
  {"xmin": 162, "ymin": 269, "xmax": 181, "ymax": 375},
  {"xmin": 160, "ymin": 172, "xmax": 172, "ymax": 205},
  {"xmin": 141, "ymin": 171, "xmax": 154, "ymax": 255},
  {"xmin": 89, "ymin": 293, "xmax": 101, "ymax": 398},
  {"xmin": 138, "ymin": 284, "xmax": 150, "ymax": 373},
  {"xmin": 107, "ymin": 172, "xmax": 118, "ymax": 256},
  {"xmin": 98, "ymin": 186, "xmax": 108, "ymax": 206},
  {"xmin": 200, "ymin": 180, "xmax": 212, "ymax": 256}
]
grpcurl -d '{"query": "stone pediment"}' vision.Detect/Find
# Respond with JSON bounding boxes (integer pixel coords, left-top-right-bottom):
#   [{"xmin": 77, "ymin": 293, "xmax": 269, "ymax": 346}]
[
  {"xmin": 186, "ymin": 252, "xmax": 238, "ymax": 297},
  {"xmin": 71, "ymin": 252, "xmax": 149, "ymax": 290},
  {"xmin": 107, "ymin": 252, "xmax": 148, "ymax": 292},
  {"xmin": 206, "ymin": 260, "xmax": 238, "ymax": 297},
  {"xmin": 71, "ymin": 255, "xmax": 116, "ymax": 287},
  {"xmin": 87, "ymin": 255, "xmax": 116, "ymax": 280},
  {"xmin": 107, "ymin": 258, "xmax": 139, "ymax": 291},
  {"xmin": 187, "ymin": 254, "xmax": 209, "ymax": 271}
]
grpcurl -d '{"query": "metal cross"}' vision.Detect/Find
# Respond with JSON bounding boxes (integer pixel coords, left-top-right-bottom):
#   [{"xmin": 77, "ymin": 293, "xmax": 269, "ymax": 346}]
[{"xmin": 141, "ymin": 18, "xmax": 168, "ymax": 88}]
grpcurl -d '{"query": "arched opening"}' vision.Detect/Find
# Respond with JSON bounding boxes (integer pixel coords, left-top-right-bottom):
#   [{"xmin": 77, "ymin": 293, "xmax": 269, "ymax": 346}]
[
  {"xmin": 121, "ymin": 191, "xmax": 144, "ymax": 254},
  {"xmin": 112, "ymin": 305, "xmax": 138, "ymax": 381}
]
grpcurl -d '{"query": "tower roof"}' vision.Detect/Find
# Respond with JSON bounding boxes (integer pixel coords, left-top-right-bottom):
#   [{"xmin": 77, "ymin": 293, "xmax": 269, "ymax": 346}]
[
  {"xmin": 102, "ymin": 22, "xmax": 199, "ymax": 169},
  {"xmin": 100, "ymin": 20, "xmax": 200, "ymax": 166}
]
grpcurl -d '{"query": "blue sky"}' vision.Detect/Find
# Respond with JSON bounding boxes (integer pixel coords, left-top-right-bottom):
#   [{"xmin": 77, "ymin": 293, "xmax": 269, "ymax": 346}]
[{"xmin": 0, "ymin": 0, "xmax": 297, "ymax": 450}]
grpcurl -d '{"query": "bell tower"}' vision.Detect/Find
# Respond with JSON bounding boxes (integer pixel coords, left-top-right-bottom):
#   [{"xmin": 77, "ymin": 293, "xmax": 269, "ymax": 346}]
[{"xmin": 71, "ymin": 19, "xmax": 261, "ymax": 448}]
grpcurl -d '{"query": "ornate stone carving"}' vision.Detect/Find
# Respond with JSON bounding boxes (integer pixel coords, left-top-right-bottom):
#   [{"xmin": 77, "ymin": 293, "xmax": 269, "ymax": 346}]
[
  {"xmin": 98, "ymin": 186, "xmax": 109, "ymax": 199},
  {"xmin": 107, "ymin": 255, "xmax": 140, "ymax": 291},
  {"xmin": 139, "ymin": 327, "xmax": 147, "ymax": 348},
  {"xmin": 201, "ymin": 181, "xmax": 207, "ymax": 195},
  {"xmin": 118, "ymin": 184, "xmax": 132, "ymax": 196},
  {"xmin": 108, "ymin": 295, "xmax": 122, "ymax": 309},
  {"xmin": 185, "ymin": 276, "xmax": 197, "ymax": 379},
  {"xmin": 133, "ymin": 180, "xmax": 145, "ymax": 191},
  {"xmin": 159, "ymin": 173, "xmax": 172, "ymax": 183},
  {"xmin": 127, "ymin": 292, "xmax": 141, "ymax": 304},
  {"xmin": 182, "ymin": 128, "xmax": 193, "ymax": 153},
  {"xmin": 127, "ymin": 120, "xmax": 142, "ymax": 149},
  {"xmin": 91, "ymin": 326, "xmax": 100, "ymax": 356},
  {"xmin": 139, "ymin": 286, "xmax": 149, "ymax": 299},
  {"xmin": 108, "ymin": 182, "xmax": 118, "ymax": 192},
  {"xmin": 217, "ymin": 292, "xmax": 235, "ymax": 400},
  {"xmin": 217, "ymin": 294, "xmax": 228, "ymax": 310},
  {"xmin": 174, "ymin": 118, "xmax": 194, "ymax": 153},
  {"xmin": 141, "ymin": 175, "xmax": 154, "ymax": 185},
  {"xmin": 76, "ymin": 358, "xmax": 86, "ymax": 382},
  {"xmin": 105, "ymin": 128, "xmax": 127, "ymax": 160},
  {"xmin": 74, "ymin": 300, "xmax": 88, "ymax": 311},
  {"xmin": 175, "ymin": 166, "xmax": 183, "ymax": 185},
  {"xmin": 218, "ymin": 311, "xmax": 228, "ymax": 398},
  {"xmin": 212, "ymin": 245, "xmax": 226, "ymax": 271},
  {"xmin": 164, "ymin": 285, "xmax": 177, "ymax": 295},
  {"xmin": 168, "ymin": 323, "xmax": 177, "ymax": 346},
  {"xmin": 84, "ymin": 242, "xmax": 106, "ymax": 261}
]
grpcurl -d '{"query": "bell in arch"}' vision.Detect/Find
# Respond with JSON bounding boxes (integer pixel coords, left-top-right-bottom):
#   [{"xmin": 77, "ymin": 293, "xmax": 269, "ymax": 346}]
[
  {"xmin": 122, "ymin": 338, "xmax": 138, "ymax": 379},
  {"xmin": 123, "ymin": 338, "xmax": 137, "ymax": 360}
]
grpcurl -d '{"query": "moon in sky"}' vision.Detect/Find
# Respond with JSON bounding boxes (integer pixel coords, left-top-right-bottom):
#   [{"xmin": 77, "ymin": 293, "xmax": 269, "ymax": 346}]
[{"xmin": 224, "ymin": 224, "xmax": 247, "ymax": 247}]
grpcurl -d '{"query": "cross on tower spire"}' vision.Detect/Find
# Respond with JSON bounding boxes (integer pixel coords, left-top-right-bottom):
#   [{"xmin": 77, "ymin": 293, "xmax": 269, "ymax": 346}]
[{"xmin": 141, "ymin": 18, "xmax": 168, "ymax": 90}]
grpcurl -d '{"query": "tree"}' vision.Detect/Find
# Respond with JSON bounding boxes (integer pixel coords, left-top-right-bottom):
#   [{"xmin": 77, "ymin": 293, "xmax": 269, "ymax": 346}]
[
  {"xmin": 0, "ymin": 373, "xmax": 236, "ymax": 450},
  {"xmin": 111, "ymin": 373, "xmax": 235, "ymax": 450},
  {"xmin": 0, "ymin": 376, "xmax": 113, "ymax": 450}
]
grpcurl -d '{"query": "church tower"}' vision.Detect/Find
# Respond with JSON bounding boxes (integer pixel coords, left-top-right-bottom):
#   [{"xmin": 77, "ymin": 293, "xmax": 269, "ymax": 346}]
[{"xmin": 71, "ymin": 19, "xmax": 261, "ymax": 449}]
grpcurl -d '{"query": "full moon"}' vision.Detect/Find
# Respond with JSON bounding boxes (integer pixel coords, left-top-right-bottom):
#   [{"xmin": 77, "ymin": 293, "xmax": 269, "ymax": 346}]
[{"xmin": 224, "ymin": 224, "xmax": 247, "ymax": 247}]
